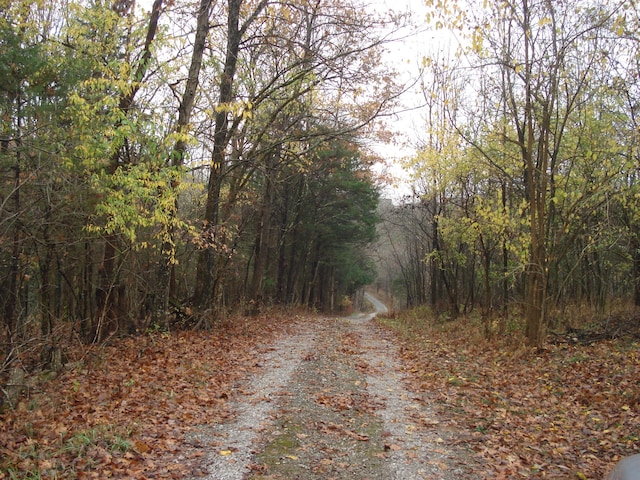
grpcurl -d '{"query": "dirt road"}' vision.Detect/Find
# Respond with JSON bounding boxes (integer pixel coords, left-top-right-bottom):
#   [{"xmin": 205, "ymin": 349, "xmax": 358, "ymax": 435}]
[{"xmin": 187, "ymin": 297, "xmax": 477, "ymax": 479}]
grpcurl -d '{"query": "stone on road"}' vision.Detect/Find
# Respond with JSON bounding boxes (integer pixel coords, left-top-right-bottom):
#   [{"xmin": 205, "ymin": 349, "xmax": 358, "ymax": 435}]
[{"xmin": 190, "ymin": 295, "xmax": 475, "ymax": 479}]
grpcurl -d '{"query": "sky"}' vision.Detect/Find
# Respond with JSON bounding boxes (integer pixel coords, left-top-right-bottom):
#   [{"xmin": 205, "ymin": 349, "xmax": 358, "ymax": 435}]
[
  {"xmin": 368, "ymin": 0, "xmax": 466, "ymax": 200},
  {"xmin": 367, "ymin": 0, "xmax": 435, "ymax": 199}
]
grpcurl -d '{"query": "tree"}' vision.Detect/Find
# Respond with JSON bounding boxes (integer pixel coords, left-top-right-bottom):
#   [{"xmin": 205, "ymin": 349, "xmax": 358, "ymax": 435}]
[
  {"xmin": 418, "ymin": 0, "xmax": 628, "ymax": 345},
  {"xmin": 192, "ymin": 0, "xmax": 403, "ymax": 312},
  {"xmin": 193, "ymin": 0, "xmax": 268, "ymax": 309},
  {"xmin": 383, "ymin": 0, "xmax": 640, "ymax": 345},
  {"xmin": 275, "ymin": 138, "xmax": 379, "ymax": 309},
  {"xmin": 0, "ymin": 0, "xmax": 405, "ymax": 384},
  {"xmin": 479, "ymin": 0, "xmax": 627, "ymax": 345},
  {"xmin": 63, "ymin": 0, "xmax": 169, "ymax": 340},
  {"xmin": 0, "ymin": 0, "xmax": 87, "ymax": 358},
  {"xmin": 606, "ymin": 2, "xmax": 640, "ymax": 308}
]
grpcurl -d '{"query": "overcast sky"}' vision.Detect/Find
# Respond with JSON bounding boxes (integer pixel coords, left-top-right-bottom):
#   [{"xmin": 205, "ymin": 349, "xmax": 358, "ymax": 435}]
[{"xmin": 368, "ymin": 0, "xmax": 436, "ymax": 198}]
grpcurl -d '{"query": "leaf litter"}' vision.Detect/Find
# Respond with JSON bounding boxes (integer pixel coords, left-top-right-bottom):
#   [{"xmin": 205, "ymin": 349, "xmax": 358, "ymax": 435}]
[
  {"xmin": 0, "ymin": 314, "xmax": 295, "ymax": 478},
  {"xmin": 379, "ymin": 311, "xmax": 640, "ymax": 479},
  {"xmin": 13, "ymin": 301, "xmax": 624, "ymax": 479},
  {"xmin": 192, "ymin": 312, "xmax": 477, "ymax": 479}
]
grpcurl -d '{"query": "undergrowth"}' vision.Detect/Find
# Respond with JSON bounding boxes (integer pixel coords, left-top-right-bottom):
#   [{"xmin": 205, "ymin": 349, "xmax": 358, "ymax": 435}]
[{"xmin": 378, "ymin": 306, "xmax": 640, "ymax": 479}]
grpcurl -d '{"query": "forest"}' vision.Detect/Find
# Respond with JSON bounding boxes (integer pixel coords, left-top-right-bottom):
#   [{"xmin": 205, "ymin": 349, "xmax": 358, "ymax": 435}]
[
  {"xmin": 1, "ymin": 0, "xmax": 640, "ymax": 385},
  {"xmin": 2, "ymin": 0, "xmax": 640, "ymax": 391},
  {"xmin": 2, "ymin": 0, "xmax": 640, "ymax": 477},
  {"xmin": 0, "ymin": 0, "xmax": 397, "ymax": 365},
  {"xmin": 375, "ymin": 0, "xmax": 640, "ymax": 346}
]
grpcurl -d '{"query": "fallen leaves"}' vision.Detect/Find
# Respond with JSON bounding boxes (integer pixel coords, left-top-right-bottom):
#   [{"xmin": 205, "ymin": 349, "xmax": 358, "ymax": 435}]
[
  {"xmin": 380, "ymin": 313, "xmax": 640, "ymax": 479},
  {"xmin": 315, "ymin": 392, "xmax": 355, "ymax": 411},
  {"xmin": 0, "ymin": 313, "xmax": 299, "ymax": 478},
  {"xmin": 317, "ymin": 421, "xmax": 370, "ymax": 441}
]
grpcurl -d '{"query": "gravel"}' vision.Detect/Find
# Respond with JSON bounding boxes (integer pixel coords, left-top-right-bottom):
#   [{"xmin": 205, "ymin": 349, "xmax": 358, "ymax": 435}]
[
  {"xmin": 188, "ymin": 297, "xmax": 478, "ymax": 479},
  {"xmin": 187, "ymin": 320, "xmax": 318, "ymax": 480}
]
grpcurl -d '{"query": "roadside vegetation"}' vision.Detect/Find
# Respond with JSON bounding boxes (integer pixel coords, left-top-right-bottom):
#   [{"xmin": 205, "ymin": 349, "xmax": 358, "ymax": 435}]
[
  {"xmin": 0, "ymin": 313, "xmax": 296, "ymax": 479},
  {"xmin": 378, "ymin": 305, "xmax": 640, "ymax": 479}
]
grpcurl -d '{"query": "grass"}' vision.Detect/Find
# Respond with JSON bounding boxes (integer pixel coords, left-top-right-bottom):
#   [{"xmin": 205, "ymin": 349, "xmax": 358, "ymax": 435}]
[
  {"xmin": 1, "ymin": 424, "xmax": 132, "ymax": 479},
  {"xmin": 63, "ymin": 425, "xmax": 132, "ymax": 456}
]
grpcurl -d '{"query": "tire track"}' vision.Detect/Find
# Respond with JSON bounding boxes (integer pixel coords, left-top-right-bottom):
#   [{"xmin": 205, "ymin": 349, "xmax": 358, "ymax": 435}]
[
  {"xmin": 189, "ymin": 297, "xmax": 476, "ymax": 479},
  {"xmin": 188, "ymin": 320, "xmax": 318, "ymax": 480}
]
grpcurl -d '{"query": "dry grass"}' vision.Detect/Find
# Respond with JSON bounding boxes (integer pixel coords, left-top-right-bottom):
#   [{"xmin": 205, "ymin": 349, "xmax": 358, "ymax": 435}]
[{"xmin": 378, "ymin": 305, "xmax": 640, "ymax": 479}]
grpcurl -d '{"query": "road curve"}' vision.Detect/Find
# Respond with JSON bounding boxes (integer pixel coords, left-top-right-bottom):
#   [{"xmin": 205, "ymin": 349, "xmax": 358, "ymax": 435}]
[{"xmin": 364, "ymin": 291, "xmax": 388, "ymax": 315}]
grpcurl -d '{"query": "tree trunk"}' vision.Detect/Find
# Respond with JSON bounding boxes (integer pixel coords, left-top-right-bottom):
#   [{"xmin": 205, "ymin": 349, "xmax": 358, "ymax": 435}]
[
  {"xmin": 96, "ymin": 0, "xmax": 164, "ymax": 335},
  {"xmin": 194, "ymin": 0, "xmax": 244, "ymax": 309},
  {"xmin": 631, "ymin": 233, "xmax": 640, "ymax": 308},
  {"xmin": 151, "ymin": 0, "xmax": 209, "ymax": 328},
  {"xmin": 430, "ymin": 206, "xmax": 440, "ymax": 307},
  {"xmin": 249, "ymin": 163, "xmax": 275, "ymax": 308},
  {"xmin": 521, "ymin": 0, "xmax": 555, "ymax": 347},
  {"xmin": 4, "ymin": 100, "xmax": 22, "ymax": 347},
  {"xmin": 482, "ymin": 242, "xmax": 492, "ymax": 338},
  {"xmin": 275, "ymin": 180, "xmax": 295, "ymax": 304}
]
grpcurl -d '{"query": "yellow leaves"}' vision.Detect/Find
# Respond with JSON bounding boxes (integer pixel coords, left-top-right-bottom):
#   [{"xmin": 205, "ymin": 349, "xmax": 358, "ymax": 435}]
[
  {"xmin": 538, "ymin": 16, "xmax": 552, "ymax": 28},
  {"xmin": 613, "ymin": 14, "xmax": 626, "ymax": 37},
  {"xmin": 281, "ymin": 4, "xmax": 291, "ymax": 22},
  {"xmin": 214, "ymin": 100, "xmax": 254, "ymax": 120},
  {"xmin": 471, "ymin": 28, "xmax": 483, "ymax": 54},
  {"xmin": 404, "ymin": 123, "xmax": 465, "ymax": 192},
  {"xmin": 425, "ymin": 11, "xmax": 433, "ymax": 24},
  {"xmin": 214, "ymin": 102, "xmax": 231, "ymax": 114},
  {"xmin": 424, "ymin": 0, "xmax": 467, "ymax": 31},
  {"xmin": 551, "ymin": 188, "xmax": 567, "ymax": 206},
  {"xmin": 164, "ymin": 129, "xmax": 196, "ymax": 149},
  {"xmin": 88, "ymin": 164, "xmax": 188, "ymax": 253},
  {"xmin": 1, "ymin": 0, "xmax": 51, "ymax": 31}
]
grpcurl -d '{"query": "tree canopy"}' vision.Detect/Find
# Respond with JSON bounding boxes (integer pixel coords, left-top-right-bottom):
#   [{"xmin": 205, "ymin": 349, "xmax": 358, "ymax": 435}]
[
  {"xmin": 0, "ymin": 0, "xmax": 399, "ymax": 362},
  {"xmin": 4, "ymin": 0, "xmax": 640, "ymax": 372},
  {"xmin": 377, "ymin": 0, "xmax": 640, "ymax": 346}
]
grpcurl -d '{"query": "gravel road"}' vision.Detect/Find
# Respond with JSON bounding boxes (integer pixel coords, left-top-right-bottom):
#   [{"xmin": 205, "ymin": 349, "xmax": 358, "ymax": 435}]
[{"xmin": 187, "ymin": 296, "xmax": 478, "ymax": 479}]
